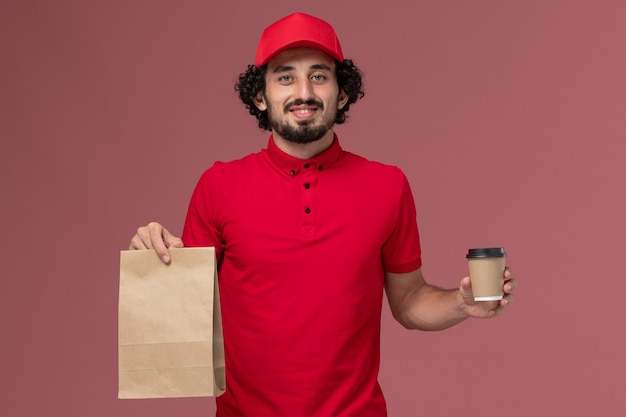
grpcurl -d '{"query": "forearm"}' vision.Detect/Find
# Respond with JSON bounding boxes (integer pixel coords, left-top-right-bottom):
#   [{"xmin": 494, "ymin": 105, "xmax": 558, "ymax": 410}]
[
  {"xmin": 395, "ymin": 283, "xmax": 469, "ymax": 331},
  {"xmin": 387, "ymin": 268, "xmax": 516, "ymax": 330}
]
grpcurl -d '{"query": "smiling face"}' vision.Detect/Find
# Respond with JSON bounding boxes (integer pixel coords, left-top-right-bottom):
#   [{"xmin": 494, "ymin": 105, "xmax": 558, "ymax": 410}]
[{"xmin": 254, "ymin": 47, "xmax": 348, "ymax": 146}]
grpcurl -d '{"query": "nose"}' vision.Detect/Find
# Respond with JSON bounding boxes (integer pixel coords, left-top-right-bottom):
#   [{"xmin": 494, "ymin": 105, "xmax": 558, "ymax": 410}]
[{"xmin": 294, "ymin": 77, "xmax": 314, "ymax": 101}]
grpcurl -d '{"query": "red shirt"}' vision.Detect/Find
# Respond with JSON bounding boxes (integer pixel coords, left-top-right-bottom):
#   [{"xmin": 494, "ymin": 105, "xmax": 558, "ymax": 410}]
[{"xmin": 182, "ymin": 135, "xmax": 421, "ymax": 417}]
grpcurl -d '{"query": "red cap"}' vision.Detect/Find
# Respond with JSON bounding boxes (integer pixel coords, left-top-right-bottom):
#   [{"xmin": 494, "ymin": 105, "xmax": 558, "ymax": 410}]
[{"xmin": 255, "ymin": 12, "xmax": 344, "ymax": 66}]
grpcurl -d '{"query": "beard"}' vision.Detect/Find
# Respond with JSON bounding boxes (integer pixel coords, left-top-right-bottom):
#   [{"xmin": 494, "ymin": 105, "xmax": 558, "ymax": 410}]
[
  {"xmin": 266, "ymin": 98, "xmax": 337, "ymax": 144},
  {"xmin": 271, "ymin": 120, "xmax": 329, "ymax": 144}
]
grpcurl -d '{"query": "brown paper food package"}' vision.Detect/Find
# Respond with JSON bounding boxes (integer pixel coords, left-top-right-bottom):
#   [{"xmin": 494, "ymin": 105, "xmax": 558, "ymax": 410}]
[{"xmin": 118, "ymin": 247, "xmax": 225, "ymax": 398}]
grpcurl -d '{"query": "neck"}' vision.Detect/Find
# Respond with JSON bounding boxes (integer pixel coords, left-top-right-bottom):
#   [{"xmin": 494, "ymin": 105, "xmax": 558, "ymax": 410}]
[{"xmin": 272, "ymin": 129, "xmax": 335, "ymax": 160}]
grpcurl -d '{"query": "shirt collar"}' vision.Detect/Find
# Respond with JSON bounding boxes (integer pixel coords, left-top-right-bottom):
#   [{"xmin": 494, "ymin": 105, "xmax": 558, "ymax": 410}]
[{"xmin": 266, "ymin": 134, "xmax": 343, "ymax": 177}]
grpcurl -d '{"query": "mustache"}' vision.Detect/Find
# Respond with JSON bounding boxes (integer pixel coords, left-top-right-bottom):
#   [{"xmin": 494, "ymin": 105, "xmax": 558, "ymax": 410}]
[{"xmin": 283, "ymin": 99, "xmax": 324, "ymax": 113}]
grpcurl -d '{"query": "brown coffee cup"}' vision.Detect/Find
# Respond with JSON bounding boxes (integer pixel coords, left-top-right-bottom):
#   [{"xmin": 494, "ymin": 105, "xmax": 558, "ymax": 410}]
[{"xmin": 466, "ymin": 248, "xmax": 507, "ymax": 301}]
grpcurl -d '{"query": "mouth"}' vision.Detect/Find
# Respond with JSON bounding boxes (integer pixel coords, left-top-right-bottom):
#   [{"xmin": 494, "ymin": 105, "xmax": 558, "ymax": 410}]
[{"xmin": 289, "ymin": 106, "xmax": 318, "ymax": 120}]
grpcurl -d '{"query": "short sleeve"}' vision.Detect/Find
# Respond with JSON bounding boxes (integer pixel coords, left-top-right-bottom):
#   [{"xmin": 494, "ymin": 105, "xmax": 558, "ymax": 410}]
[
  {"xmin": 381, "ymin": 171, "xmax": 422, "ymax": 274},
  {"xmin": 182, "ymin": 163, "xmax": 225, "ymax": 259}
]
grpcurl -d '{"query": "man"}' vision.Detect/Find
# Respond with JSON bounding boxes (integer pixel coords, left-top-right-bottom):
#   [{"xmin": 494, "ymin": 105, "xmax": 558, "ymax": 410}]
[{"xmin": 129, "ymin": 12, "xmax": 516, "ymax": 417}]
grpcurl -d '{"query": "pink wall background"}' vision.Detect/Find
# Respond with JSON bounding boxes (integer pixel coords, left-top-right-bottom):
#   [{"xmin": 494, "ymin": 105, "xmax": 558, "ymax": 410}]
[{"xmin": 2, "ymin": 0, "xmax": 625, "ymax": 415}]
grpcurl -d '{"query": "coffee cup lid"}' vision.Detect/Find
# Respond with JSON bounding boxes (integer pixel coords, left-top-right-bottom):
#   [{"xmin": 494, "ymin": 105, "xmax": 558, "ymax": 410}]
[{"xmin": 466, "ymin": 247, "xmax": 507, "ymax": 258}]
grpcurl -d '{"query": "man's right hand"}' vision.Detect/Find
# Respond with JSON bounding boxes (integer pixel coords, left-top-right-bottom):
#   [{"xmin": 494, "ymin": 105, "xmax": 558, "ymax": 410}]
[{"xmin": 129, "ymin": 222, "xmax": 184, "ymax": 264}]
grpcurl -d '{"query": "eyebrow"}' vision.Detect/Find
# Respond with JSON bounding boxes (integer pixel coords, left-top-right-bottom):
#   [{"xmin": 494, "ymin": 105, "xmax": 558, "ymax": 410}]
[{"xmin": 271, "ymin": 64, "xmax": 333, "ymax": 74}]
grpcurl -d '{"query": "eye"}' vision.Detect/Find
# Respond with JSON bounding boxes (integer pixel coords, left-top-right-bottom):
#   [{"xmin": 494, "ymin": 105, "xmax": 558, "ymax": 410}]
[
  {"xmin": 278, "ymin": 75, "xmax": 293, "ymax": 83},
  {"xmin": 311, "ymin": 74, "xmax": 327, "ymax": 82}
]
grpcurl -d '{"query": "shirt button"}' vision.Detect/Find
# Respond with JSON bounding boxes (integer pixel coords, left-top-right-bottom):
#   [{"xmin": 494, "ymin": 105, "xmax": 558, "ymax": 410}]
[
  {"xmin": 304, "ymin": 163, "xmax": 310, "ymax": 169},
  {"xmin": 304, "ymin": 183, "xmax": 310, "ymax": 189},
  {"xmin": 304, "ymin": 208, "xmax": 311, "ymax": 214},
  {"xmin": 318, "ymin": 165, "xmax": 323, "ymax": 171},
  {"xmin": 290, "ymin": 170, "xmax": 296, "ymax": 176}
]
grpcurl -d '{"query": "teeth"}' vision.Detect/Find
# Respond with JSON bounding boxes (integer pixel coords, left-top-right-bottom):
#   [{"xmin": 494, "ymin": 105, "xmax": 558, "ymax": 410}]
[{"xmin": 294, "ymin": 109, "xmax": 313, "ymax": 114}]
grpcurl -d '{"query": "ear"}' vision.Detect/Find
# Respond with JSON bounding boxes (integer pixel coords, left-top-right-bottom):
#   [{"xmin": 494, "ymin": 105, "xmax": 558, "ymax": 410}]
[
  {"xmin": 337, "ymin": 90, "xmax": 349, "ymax": 110},
  {"xmin": 253, "ymin": 91, "xmax": 267, "ymax": 111}
]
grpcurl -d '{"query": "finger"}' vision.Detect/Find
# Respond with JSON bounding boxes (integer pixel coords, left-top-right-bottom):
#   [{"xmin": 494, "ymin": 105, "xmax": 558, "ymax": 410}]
[
  {"xmin": 481, "ymin": 298, "xmax": 506, "ymax": 317},
  {"xmin": 130, "ymin": 225, "xmax": 154, "ymax": 249},
  {"xmin": 494, "ymin": 306, "xmax": 508, "ymax": 317},
  {"xmin": 147, "ymin": 223, "xmax": 172, "ymax": 264},
  {"xmin": 163, "ymin": 228, "xmax": 184, "ymax": 249},
  {"xmin": 497, "ymin": 296, "xmax": 511, "ymax": 309},
  {"xmin": 472, "ymin": 300, "xmax": 501, "ymax": 318},
  {"xmin": 504, "ymin": 266, "xmax": 512, "ymax": 278},
  {"xmin": 503, "ymin": 278, "xmax": 518, "ymax": 293},
  {"xmin": 490, "ymin": 304, "xmax": 506, "ymax": 317},
  {"xmin": 128, "ymin": 234, "xmax": 148, "ymax": 250},
  {"xmin": 504, "ymin": 293, "xmax": 515, "ymax": 306},
  {"xmin": 492, "ymin": 293, "xmax": 514, "ymax": 316}
]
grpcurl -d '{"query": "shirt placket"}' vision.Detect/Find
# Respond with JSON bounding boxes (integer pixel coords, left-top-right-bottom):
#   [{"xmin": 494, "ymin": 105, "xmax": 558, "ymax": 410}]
[{"xmin": 299, "ymin": 161, "xmax": 319, "ymax": 237}]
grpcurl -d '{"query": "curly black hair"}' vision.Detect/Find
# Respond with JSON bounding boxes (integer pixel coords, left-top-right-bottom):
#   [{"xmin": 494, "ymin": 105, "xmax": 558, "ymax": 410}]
[{"xmin": 234, "ymin": 59, "xmax": 365, "ymax": 131}]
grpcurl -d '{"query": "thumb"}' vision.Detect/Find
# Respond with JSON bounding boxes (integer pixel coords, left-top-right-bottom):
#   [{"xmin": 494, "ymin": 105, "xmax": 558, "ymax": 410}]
[{"xmin": 459, "ymin": 276, "xmax": 474, "ymax": 301}]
